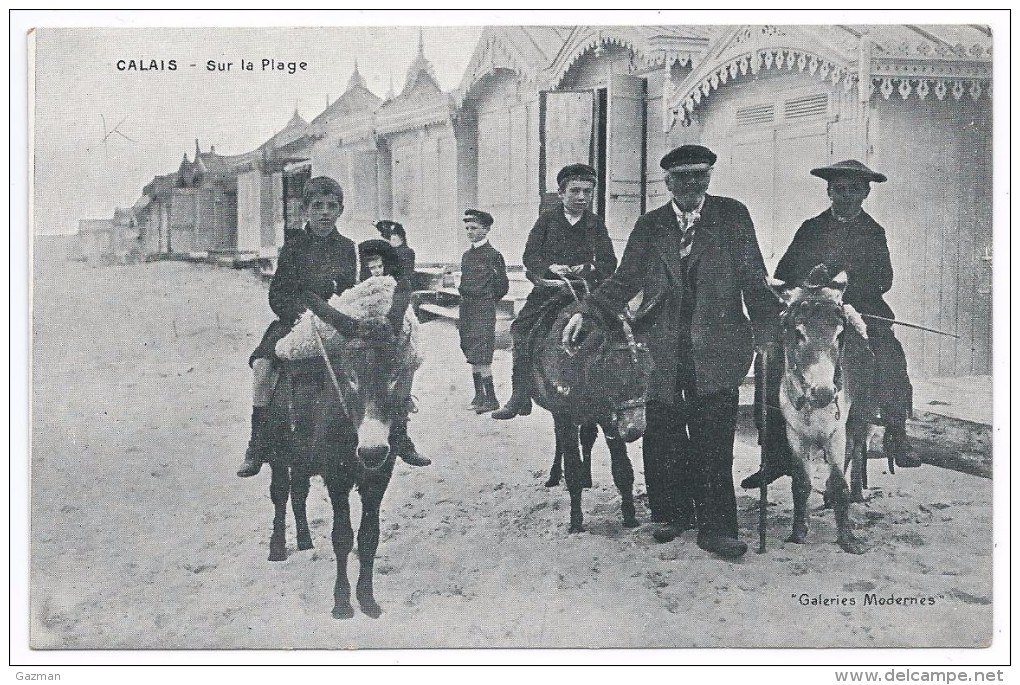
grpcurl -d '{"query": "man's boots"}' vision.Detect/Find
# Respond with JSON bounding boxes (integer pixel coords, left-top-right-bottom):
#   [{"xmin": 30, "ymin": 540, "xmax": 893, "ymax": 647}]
[
  {"xmin": 474, "ymin": 376, "xmax": 500, "ymax": 414},
  {"xmin": 491, "ymin": 348, "xmax": 532, "ymax": 419},
  {"xmin": 885, "ymin": 427, "xmax": 921, "ymax": 468},
  {"xmin": 237, "ymin": 407, "xmax": 269, "ymax": 478},
  {"xmin": 390, "ymin": 419, "xmax": 431, "ymax": 467},
  {"xmin": 467, "ymin": 373, "xmax": 485, "ymax": 411}
]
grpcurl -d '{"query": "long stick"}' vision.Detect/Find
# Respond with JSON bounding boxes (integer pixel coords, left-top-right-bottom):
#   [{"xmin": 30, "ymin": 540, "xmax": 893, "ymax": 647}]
[
  {"xmin": 860, "ymin": 314, "xmax": 960, "ymax": 338},
  {"xmin": 758, "ymin": 348, "xmax": 769, "ymax": 554}
]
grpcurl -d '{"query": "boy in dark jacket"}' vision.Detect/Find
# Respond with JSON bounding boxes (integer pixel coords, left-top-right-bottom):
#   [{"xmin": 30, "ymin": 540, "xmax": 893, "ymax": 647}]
[
  {"xmin": 491, "ymin": 163, "xmax": 617, "ymax": 419},
  {"xmin": 458, "ymin": 209, "xmax": 509, "ymax": 413},
  {"xmin": 238, "ymin": 177, "xmax": 359, "ymax": 477},
  {"xmin": 237, "ymin": 178, "xmax": 414, "ymax": 477}
]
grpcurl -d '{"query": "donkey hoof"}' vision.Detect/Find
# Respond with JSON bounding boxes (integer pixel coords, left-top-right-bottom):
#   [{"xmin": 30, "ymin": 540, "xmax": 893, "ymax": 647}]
[
  {"xmin": 332, "ymin": 602, "xmax": 355, "ymax": 620},
  {"xmin": 268, "ymin": 537, "xmax": 287, "ymax": 561},
  {"xmin": 544, "ymin": 475, "xmax": 561, "ymax": 488},
  {"xmin": 297, "ymin": 535, "xmax": 314, "ymax": 551},
  {"xmin": 785, "ymin": 531, "xmax": 807, "ymax": 544},
  {"xmin": 850, "ymin": 491, "xmax": 866, "ymax": 505},
  {"xmin": 838, "ymin": 536, "xmax": 867, "ymax": 555},
  {"xmin": 356, "ymin": 594, "xmax": 383, "ymax": 619},
  {"xmin": 622, "ymin": 515, "xmax": 640, "ymax": 529},
  {"xmin": 568, "ymin": 522, "xmax": 585, "ymax": 534}
]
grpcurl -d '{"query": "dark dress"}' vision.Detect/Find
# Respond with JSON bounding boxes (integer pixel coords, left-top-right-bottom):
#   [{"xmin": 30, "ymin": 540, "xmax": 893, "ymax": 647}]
[
  {"xmin": 249, "ymin": 226, "xmax": 358, "ymax": 367},
  {"xmin": 458, "ymin": 242, "xmax": 509, "ymax": 365}
]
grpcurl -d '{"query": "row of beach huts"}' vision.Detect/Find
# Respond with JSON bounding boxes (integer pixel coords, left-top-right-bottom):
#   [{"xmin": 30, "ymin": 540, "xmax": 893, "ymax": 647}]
[{"xmin": 76, "ymin": 24, "xmax": 992, "ymax": 381}]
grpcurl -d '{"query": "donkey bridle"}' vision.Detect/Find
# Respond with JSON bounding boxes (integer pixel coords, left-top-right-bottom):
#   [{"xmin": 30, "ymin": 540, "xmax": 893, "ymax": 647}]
[{"xmin": 780, "ymin": 298, "xmax": 847, "ymax": 417}]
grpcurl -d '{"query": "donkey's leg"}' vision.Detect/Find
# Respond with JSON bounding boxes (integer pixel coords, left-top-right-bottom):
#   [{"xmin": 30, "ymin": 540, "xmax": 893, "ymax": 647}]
[
  {"xmin": 579, "ymin": 423, "xmax": 597, "ymax": 489},
  {"xmin": 604, "ymin": 425, "xmax": 638, "ymax": 528},
  {"xmin": 556, "ymin": 415, "xmax": 585, "ymax": 533},
  {"xmin": 325, "ymin": 479, "xmax": 355, "ymax": 619},
  {"xmin": 826, "ymin": 430, "xmax": 866, "ymax": 554},
  {"xmin": 355, "ymin": 473, "xmax": 392, "ymax": 619},
  {"xmin": 268, "ymin": 463, "xmax": 290, "ymax": 561},
  {"xmin": 545, "ymin": 425, "xmax": 563, "ymax": 488},
  {"xmin": 291, "ymin": 469, "xmax": 313, "ymax": 551},
  {"xmin": 786, "ymin": 430, "xmax": 811, "ymax": 545},
  {"xmin": 846, "ymin": 420, "xmax": 867, "ymax": 504}
]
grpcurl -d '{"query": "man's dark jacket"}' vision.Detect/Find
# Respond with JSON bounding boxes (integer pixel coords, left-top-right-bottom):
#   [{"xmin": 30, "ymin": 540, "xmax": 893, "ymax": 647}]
[
  {"xmin": 584, "ymin": 196, "xmax": 777, "ymax": 402},
  {"xmin": 774, "ymin": 208, "xmax": 894, "ymax": 321}
]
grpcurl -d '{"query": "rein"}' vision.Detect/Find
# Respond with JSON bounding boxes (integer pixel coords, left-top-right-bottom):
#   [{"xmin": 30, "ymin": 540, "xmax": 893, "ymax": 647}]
[
  {"xmin": 312, "ymin": 322, "xmax": 352, "ymax": 417},
  {"xmin": 311, "ymin": 321, "xmax": 393, "ymax": 474}
]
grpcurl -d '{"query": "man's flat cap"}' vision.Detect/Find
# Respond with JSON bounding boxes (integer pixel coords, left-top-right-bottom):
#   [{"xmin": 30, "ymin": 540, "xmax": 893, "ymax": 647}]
[
  {"xmin": 556, "ymin": 163, "xmax": 598, "ymax": 186},
  {"xmin": 463, "ymin": 208, "xmax": 494, "ymax": 227},
  {"xmin": 810, "ymin": 159, "xmax": 887, "ymax": 183},
  {"xmin": 660, "ymin": 144, "xmax": 717, "ymax": 173}
]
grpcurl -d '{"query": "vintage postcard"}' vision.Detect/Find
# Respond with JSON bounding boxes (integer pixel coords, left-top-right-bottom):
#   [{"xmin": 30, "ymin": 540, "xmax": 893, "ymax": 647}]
[{"xmin": 16, "ymin": 10, "xmax": 1006, "ymax": 668}]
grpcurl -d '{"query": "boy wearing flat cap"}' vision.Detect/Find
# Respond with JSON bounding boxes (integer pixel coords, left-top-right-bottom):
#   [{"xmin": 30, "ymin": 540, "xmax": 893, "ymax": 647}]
[
  {"xmin": 742, "ymin": 159, "xmax": 918, "ymax": 491},
  {"xmin": 563, "ymin": 144, "xmax": 779, "ymax": 559},
  {"xmin": 491, "ymin": 163, "xmax": 617, "ymax": 419},
  {"xmin": 458, "ymin": 209, "xmax": 510, "ymax": 413}
]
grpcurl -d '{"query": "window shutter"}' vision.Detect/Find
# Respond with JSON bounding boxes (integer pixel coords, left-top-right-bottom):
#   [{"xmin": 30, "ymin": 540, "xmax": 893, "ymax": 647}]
[{"xmin": 783, "ymin": 93, "xmax": 829, "ymax": 121}]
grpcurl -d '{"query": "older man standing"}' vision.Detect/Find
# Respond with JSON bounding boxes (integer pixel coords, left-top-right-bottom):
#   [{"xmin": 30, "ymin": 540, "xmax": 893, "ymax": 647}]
[
  {"xmin": 742, "ymin": 159, "xmax": 919, "ymax": 491},
  {"xmin": 564, "ymin": 145, "xmax": 778, "ymax": 559}
]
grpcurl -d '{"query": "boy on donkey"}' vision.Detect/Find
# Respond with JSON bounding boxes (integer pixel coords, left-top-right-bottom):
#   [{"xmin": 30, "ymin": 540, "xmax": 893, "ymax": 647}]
[
  {"xmin": 491, "ymin": 163, "xmax": 617, "ymax": 420},
  {"xmin": 457, "ymin": 209, "xmax": 510, "ymax": 413},
  {"xmin": 237, "ymin": 177, "xmax": 426, "ymax": 478}
]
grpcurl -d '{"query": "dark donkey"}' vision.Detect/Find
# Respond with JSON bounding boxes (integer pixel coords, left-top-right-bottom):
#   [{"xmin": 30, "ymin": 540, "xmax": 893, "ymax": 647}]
[
  {"xmin": 769, "ymin": 265, "xmax": 875, "ymax": 554},
  {"xmin": 263, "ymin": 308, "xmax": 413, "ymax": 619},
  {"xmin": 528, "ymin": 282, "xmax": 653, "ymax": 533}
]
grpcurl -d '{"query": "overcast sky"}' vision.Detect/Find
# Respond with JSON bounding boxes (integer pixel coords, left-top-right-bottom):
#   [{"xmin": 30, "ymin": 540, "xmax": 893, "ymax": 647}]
[{"xmin": 31, "ymin": 26, "xmax": 483, "ymax": 235}]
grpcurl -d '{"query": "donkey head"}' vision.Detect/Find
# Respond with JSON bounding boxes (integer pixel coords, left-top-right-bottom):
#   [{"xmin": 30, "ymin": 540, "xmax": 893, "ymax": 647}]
[
  {"xmin": 329, "ymin": 321, "xmax": 407, "ymax": 471},
  {"xmin": 769, "ymin": 265, "xmax": 849, "ymax": 411}
]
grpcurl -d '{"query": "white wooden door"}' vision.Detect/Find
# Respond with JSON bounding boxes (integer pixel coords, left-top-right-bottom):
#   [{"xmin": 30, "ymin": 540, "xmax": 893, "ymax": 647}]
[
  {"xmin": 604, "ymin": 74, "xmax": 646, "ymax": 243},
  {"xmin": 771, "ymin": 121, "xmax": 830, "ymax": 268}
]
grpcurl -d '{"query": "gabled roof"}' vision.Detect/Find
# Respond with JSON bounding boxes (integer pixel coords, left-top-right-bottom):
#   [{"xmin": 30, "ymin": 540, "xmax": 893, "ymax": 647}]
[
  {"xmin": 666, "ymin": 24, "xmax": 993, "ymax": 130},
  {"xmin": 310, "ymin": 60, "xmax": 381, "ymax": 136},
  {"xmin": 547, "ymin": 25, "xmax": 714, "ymax": 87},
  {"xmin": 457, "ymin": 25, "xmax": 572, "ymax": 100},
  {"xmin": 194, "ymin": 148, "xmax": 262, "ymax": 175},
  {"xmin": 112, "ymin": 207, "xmax": 134, "ymax": 225},
  {"xmin": 376, "ymin": 36, "xmax": 453, "ymax": 135},
  {"xmin": 263, "ymin": 110, "xmax": 310, "ymax": 150}
]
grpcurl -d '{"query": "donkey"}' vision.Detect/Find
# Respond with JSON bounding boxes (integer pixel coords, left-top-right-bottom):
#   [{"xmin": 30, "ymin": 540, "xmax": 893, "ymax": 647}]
[
  {"xmin": 528, "ymin": 292, "xmax": 652, "ymax": 533},
  {"xmin": 263, "ymin": 315, "xmax": 414, "ymax": 619},
  {"xmin": 770, "ymin": 265, "xmax": 874, "ymax": 554}
]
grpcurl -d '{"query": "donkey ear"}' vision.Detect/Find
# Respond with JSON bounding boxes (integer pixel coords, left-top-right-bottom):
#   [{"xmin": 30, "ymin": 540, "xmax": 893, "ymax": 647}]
[
  {"xmin": 767, "ymin": 277, "xmax": 795, "ymax": 304},
  {"xmin": 830, "ymin": 271, "xmax": 849, "ymax": 293}
]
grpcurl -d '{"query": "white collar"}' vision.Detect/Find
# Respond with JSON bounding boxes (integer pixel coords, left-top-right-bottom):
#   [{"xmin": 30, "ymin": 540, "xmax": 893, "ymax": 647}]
[
  {"xmin": 671, "ymin": 196, "xmax": 705, "ymax": 217},
  {"xmin": 564, "ymin": 210, "xmax": 583, "ymax": 226},
  {"xmin": 471, "ymin": 237, "xmax": 490, "ymax": 248},
  {"xmin": 832, "ymin": 208, "xmax": 863, "ymax": 223}
]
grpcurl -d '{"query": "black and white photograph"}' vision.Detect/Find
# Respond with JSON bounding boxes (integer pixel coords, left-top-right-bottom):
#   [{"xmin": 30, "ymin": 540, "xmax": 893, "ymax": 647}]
[{"xmin": 13, "ymin": 8, "xmax": 1009, "ymax": 673}]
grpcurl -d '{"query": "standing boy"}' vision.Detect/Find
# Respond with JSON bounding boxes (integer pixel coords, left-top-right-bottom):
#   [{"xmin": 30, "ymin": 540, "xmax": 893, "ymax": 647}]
[{"xmin": 458, "ymin": 209, "xmax": 510, "ymax": 413}]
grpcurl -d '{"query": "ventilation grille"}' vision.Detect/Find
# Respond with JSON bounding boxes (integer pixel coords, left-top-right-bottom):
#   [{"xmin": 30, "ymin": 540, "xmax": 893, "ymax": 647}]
[
  {"xmin": 784, "ymin": 93, "xmax": 828, "ymax": 120},
  {"xmin": 735, "ymin": 103, "xmax": 776, "ymax": 126}
]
